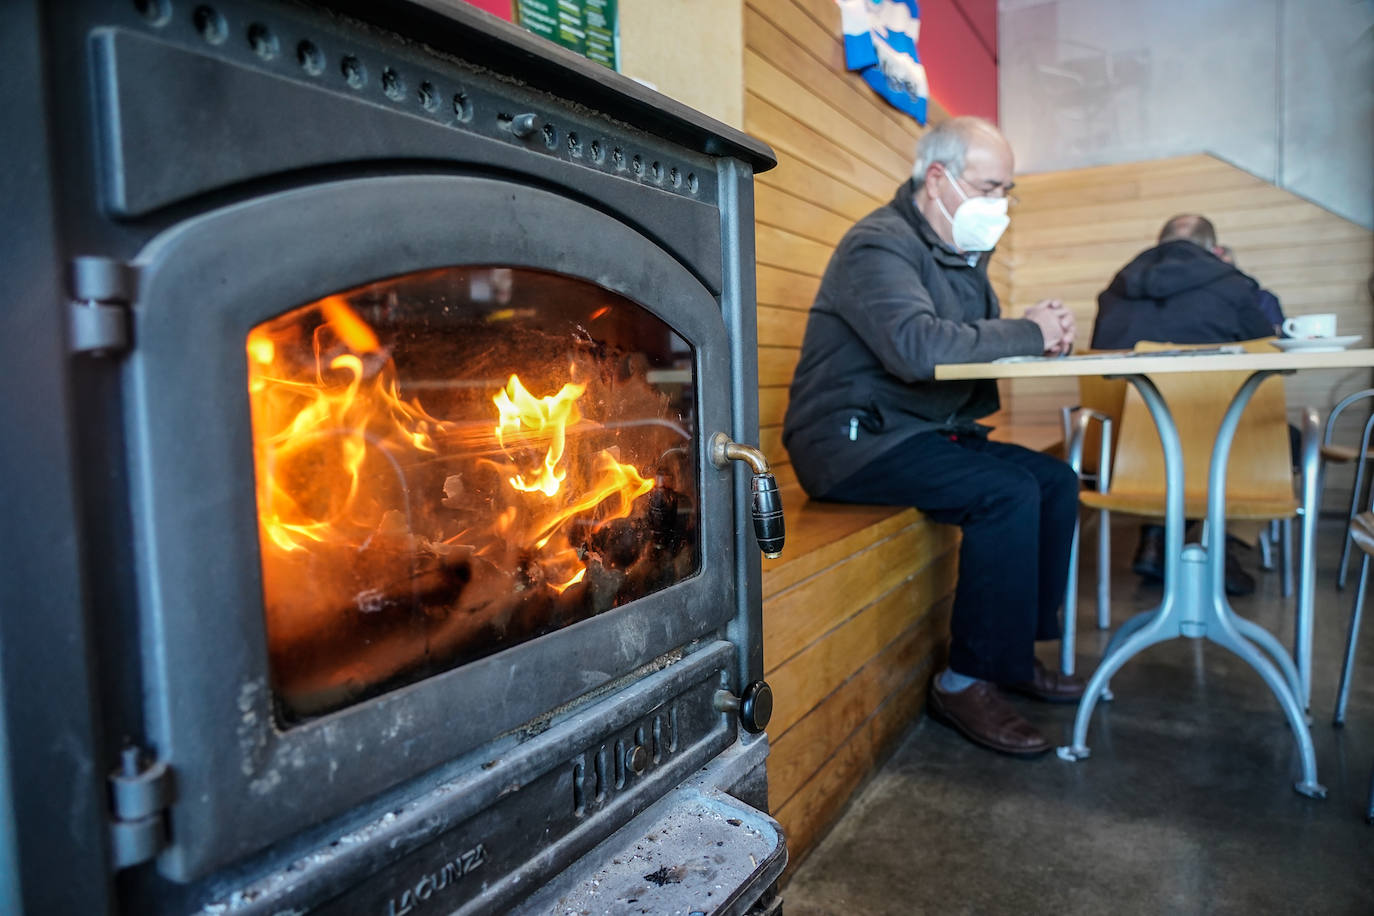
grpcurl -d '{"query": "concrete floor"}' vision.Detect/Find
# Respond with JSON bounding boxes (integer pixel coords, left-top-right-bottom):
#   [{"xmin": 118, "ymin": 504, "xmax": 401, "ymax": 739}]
[{"xmin": 782, "ymin": 516, "xmax": 1374, "ymax": 916}]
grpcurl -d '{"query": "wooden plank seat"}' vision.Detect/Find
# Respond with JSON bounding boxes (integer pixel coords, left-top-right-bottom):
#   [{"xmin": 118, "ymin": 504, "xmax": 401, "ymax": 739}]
[{"xmin": 762, "ymin": 486, "xmax": 927, "ymax": 598}]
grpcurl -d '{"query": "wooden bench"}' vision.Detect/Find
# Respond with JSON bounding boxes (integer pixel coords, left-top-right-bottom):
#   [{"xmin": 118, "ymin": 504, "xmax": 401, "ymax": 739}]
[{"xmin": 760, "ymin": 415, "xmax": 1060, "ymax": 873}]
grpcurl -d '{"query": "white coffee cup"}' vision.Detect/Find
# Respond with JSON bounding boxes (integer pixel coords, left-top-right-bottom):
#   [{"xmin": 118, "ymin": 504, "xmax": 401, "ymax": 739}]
[{"xmin": 1282, "ymin": 313, "xmax": 1338, "ymax": 339}]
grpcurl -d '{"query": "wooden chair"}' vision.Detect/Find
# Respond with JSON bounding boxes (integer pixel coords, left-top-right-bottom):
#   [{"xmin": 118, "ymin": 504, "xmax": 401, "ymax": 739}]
[
  {"xmin": 1333, "ymin": 510, "xmax": 1374, "ymax": 823},
  {"xmin": 1063, "ymin": 339, "xmax": 1320, "ymax": 688}
]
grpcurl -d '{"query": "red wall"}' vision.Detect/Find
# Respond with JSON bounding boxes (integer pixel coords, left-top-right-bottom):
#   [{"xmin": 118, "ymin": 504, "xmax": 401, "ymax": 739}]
[
  {"xmin": 462, "ymin": 0, "xmax": 512, "ymax": 21},
  {"xmin": 919, "ymin": 0, "xmax": 998, "ymax": 122}
]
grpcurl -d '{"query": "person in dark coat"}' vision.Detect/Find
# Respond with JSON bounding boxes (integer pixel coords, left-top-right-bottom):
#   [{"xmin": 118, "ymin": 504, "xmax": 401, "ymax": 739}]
[
  {"xmin": 1091, "ymin": 215, "xmax": 1275, "ymax": 594},
  {"xmin": 1090, "ymin": 214, "xmax": 1273, "ymax": 350},
  {"xmin": 1218, "ymin": 244, "xmax": 1285, "ymax": 333},
  {"xmin": 783, "ymin": 116, "xmax": 1084, "ymax": 759}
]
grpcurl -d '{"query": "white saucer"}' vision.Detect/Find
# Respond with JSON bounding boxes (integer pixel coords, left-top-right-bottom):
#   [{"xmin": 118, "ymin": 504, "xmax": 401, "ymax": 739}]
[{"xmin": 1270, "ymin": 335, "xmax": 1362, "ymax": 353}]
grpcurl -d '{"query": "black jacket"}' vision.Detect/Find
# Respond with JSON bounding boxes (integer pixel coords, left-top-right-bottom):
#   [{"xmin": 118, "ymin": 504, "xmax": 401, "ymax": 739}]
[
  {"xmin": 782, "ymin": 180, "xmax": 1044, "ymax": 498},
  {"xmin": 1090, "ymin": 240, "xmax": 1273, "ymax": 349}
]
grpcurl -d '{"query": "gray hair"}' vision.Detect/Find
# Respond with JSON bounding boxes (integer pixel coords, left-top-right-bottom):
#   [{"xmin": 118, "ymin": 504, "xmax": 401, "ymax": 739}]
[{"xmin": 911, "ymin": 116, "xmax": 1003, "ymax": 189}]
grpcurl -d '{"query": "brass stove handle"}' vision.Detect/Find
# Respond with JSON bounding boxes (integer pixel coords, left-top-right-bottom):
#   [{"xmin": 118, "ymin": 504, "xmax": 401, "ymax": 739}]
[{"xmin": 710, "ymin": 432, "xmax": 785, "ymax": 559}]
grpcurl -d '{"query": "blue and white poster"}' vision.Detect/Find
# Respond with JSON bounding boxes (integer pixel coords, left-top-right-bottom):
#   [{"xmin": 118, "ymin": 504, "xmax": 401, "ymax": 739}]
[{"xmin": 837, "ymin": 0, "xmax": 929, "ymax": 124}]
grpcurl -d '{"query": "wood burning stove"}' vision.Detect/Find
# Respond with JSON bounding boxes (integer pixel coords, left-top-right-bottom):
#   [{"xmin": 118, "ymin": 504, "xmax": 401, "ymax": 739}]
[{"xmin": 0, "ymin": 1, "xmax": 784, "ymax": 912}]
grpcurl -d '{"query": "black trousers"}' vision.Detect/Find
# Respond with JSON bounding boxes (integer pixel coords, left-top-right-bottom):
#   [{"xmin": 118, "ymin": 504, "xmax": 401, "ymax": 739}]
[{"xmin": 819, "ymin": 431, "xmax": 1079, "ymax": 684}]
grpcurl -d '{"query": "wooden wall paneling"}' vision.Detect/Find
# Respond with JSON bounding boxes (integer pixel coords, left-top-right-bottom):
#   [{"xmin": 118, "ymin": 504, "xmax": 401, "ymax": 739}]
[
  {"xmin": 756, "ymin": 264, "xmax": 822, "ymax": 310},
  {"xmin": 770, "ymin": 463, "xmax": 800, "ymax": 491},
  {"xmin": 988, "ymin": 252, "xmax": 1013, "ymax": 307},
  {"xmin": 745, "ymin": 93, "xmax": 899, "ymax": 202},
  {"xmin": 757, "ymin": 383, "xmax": 789, "ymax": 428},
  {"xmin": 771, "ymin": 709, "xmax": 876, "ymax": 876},
  {"xmin": 762, "ymin": 507, "xmax": 920, "ymax": 599},
  {"xmin": 767, "ymin": 591, "xmax": 954, "ymax": 809},
  {"xmin": 758, "ymin": 305, "xmax": 807, "ymax": 350},
  {"xmin": 770, "ymin": 605, "xmax": 949, "ymax": 879},
  {"xmin": 763, "ymin": 521, "xmax": 956, "ymax": 670},
  {"xmin": 1011, "ymin": 184, "xmax": 1295, "ymax": 233},
  {"xmin": 766, "ymin": 553, "xmax": 958, "ymax": 738},
  {"xmin": 1010, "ymin": 154, "xmax": 1260, "ymax": 206},
  {"xmin": 756, "ymin": 158, "xmax": 883, "ymax": 225},
  {"xmin": 755, "ymin": 182, "xmax": 855, "ymax": 249},
  {"xmin": 1011, "ymin": 202, "xmax": 1331, "ymax": 254},
  {"xmin": 758, "ymin": 426, "xmax": 787, "ymax": 469},
  {"xmin": 744, "ymin": 50, "xmax": 912, "ymax": 183},
  {"xmin": 756, "ymin": 223, "xmax": 834, "ymax": 276},
  {"xmin": 1223, "ymin": 239, "xmax": 1373, "ymax": 268},
  {"xmin": 758, "ymin": 346, "xmax": 801, "ymax": 389},
  {"xmin": 757, "ymin": 425, "xmax": 786, "ymax": 470}
]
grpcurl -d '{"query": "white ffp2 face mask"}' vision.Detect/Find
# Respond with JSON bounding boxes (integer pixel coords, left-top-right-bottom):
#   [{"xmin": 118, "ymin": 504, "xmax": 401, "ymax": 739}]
[{"xmin": 934, "ymin": 174, "xmax": 1010, "ymax": 252}]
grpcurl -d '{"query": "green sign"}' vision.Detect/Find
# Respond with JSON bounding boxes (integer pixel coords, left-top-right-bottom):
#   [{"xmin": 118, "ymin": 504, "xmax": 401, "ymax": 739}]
[{"xmin": 516, "ymin": 0, "xmax": 618, "ymax": 70}]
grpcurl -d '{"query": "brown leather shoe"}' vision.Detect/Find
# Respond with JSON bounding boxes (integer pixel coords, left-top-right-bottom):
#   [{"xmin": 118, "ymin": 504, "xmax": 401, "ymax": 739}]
[
  {"xmin": 927, "ymin": 680, "xmax": 1052, "ymax": 758},
  {"xmin": 1002, "ymin": 658, "xmax": 1086, "ymax": 704}
]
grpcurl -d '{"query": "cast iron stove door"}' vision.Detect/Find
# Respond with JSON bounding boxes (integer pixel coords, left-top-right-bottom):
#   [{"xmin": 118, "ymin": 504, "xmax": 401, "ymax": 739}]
[{"xmin": 122, "ymin": 174, "xmax": 737, "ymax": 880}]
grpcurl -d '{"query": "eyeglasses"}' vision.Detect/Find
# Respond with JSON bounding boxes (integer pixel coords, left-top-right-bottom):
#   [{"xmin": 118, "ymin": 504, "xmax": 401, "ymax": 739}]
[{"xmin": 948, "ymin": 169, "xmax": 1019, "ymax": 207}]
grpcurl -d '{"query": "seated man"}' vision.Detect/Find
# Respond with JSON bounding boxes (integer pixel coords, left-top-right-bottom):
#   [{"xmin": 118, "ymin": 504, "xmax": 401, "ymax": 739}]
[
  {"xmin": 783, "ymin": 117, "xmax": 1084, "ymax": 759},
  {"xmin": 1091, "ymin": 215, "xmax": 1275, "ymax": 594},
  {"xmin": 1091, "ymin": 214, "xmax": 1273, "ymax": 349},
  {"xmin": 1218, "ymin": 244, "xmax": 1285, "ymax": 334}
]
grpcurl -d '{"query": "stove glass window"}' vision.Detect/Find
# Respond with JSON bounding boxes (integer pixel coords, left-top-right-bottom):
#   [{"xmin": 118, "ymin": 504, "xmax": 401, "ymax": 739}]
[{"xmin": 246, "ymin": 267, "xmax": 700, "ymax": 723}]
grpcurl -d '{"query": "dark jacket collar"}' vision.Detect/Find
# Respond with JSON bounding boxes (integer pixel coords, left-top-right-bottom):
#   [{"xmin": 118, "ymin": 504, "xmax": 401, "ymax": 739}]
[{"xmin": 890, "ymin": 178, "xmax": 986, "ymax": 268}]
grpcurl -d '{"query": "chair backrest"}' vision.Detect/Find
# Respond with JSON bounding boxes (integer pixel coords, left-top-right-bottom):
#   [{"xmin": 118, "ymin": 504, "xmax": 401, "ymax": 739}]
[{"xmin": 1107, "ymin": 339, "xmax": 1295, "ymax": 516}]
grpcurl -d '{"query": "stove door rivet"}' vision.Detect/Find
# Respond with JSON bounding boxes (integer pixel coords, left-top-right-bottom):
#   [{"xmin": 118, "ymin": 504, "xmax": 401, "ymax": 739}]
[
  {"xmin": 509, "ymin": 112, "xmax": 542, "ymax": 138},
  {"xmin": 625, "ymin": 744, "xmax": 650, "ymax": 776}
]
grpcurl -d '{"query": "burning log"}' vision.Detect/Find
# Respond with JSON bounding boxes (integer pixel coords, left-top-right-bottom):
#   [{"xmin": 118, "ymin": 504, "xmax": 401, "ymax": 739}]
[
  {"xmin": 647, "ymin": 483, "xmax": 682, "ymax": 551},
  {"xmin": 571, "ymin": 517, "xmax": 642, "ymax": 570}
]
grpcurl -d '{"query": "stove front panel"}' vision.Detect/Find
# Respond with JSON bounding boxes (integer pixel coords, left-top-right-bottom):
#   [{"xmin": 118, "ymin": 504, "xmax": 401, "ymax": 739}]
[
  {"xmin": 0, "ymin": 0, "xmax": 775, "ymax": 909},
  {"xmin": 124, "ymin": 174, "xmax": 738, "ymax": 880}
]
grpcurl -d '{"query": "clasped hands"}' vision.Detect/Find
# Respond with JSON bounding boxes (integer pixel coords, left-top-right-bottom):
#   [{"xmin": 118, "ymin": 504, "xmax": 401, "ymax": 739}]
[{"xmin": 1025, "ymin": 299, "xmax": 1076, "ymax": 357}]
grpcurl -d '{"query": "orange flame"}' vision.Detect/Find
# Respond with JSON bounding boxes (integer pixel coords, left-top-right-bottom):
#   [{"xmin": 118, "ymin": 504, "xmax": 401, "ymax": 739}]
[
  {"xmin": 318, "ymin": 295, "xmax": 380, "ymax": 352},
  {"xmin": 490, "ymin": 376, "xmax": 656, "ymax": 579},
  {"xmin": 247, "ymin": 299, "xmax": 449, "ymax": 554},
  {"xmin": 247, "ymin": 301, "xmax": 656, "ymax": 599},
  {"xmin": 492, "ymin": 375, "xmax": 585, "ymax": 496}
]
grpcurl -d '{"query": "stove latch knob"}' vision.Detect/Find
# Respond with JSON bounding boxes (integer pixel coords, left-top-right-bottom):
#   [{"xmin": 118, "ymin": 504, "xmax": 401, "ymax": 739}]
[
  {"xmin": 709, "ymin": 433, "xmax": 786, "ymax": 559},
  {"xmin": 714, "ymin": 680, "xmax": 774, "ymax": 734}
]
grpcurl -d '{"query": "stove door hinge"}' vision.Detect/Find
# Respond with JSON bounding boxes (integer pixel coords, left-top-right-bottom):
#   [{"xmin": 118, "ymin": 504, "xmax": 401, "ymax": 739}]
[
  {"xmin": 68, "ymin": 255, "xmax": 138, "ymax": 356},
  {"xmin": 107, "ymin": 746, "xmax": 173, "ymax": 870}
]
